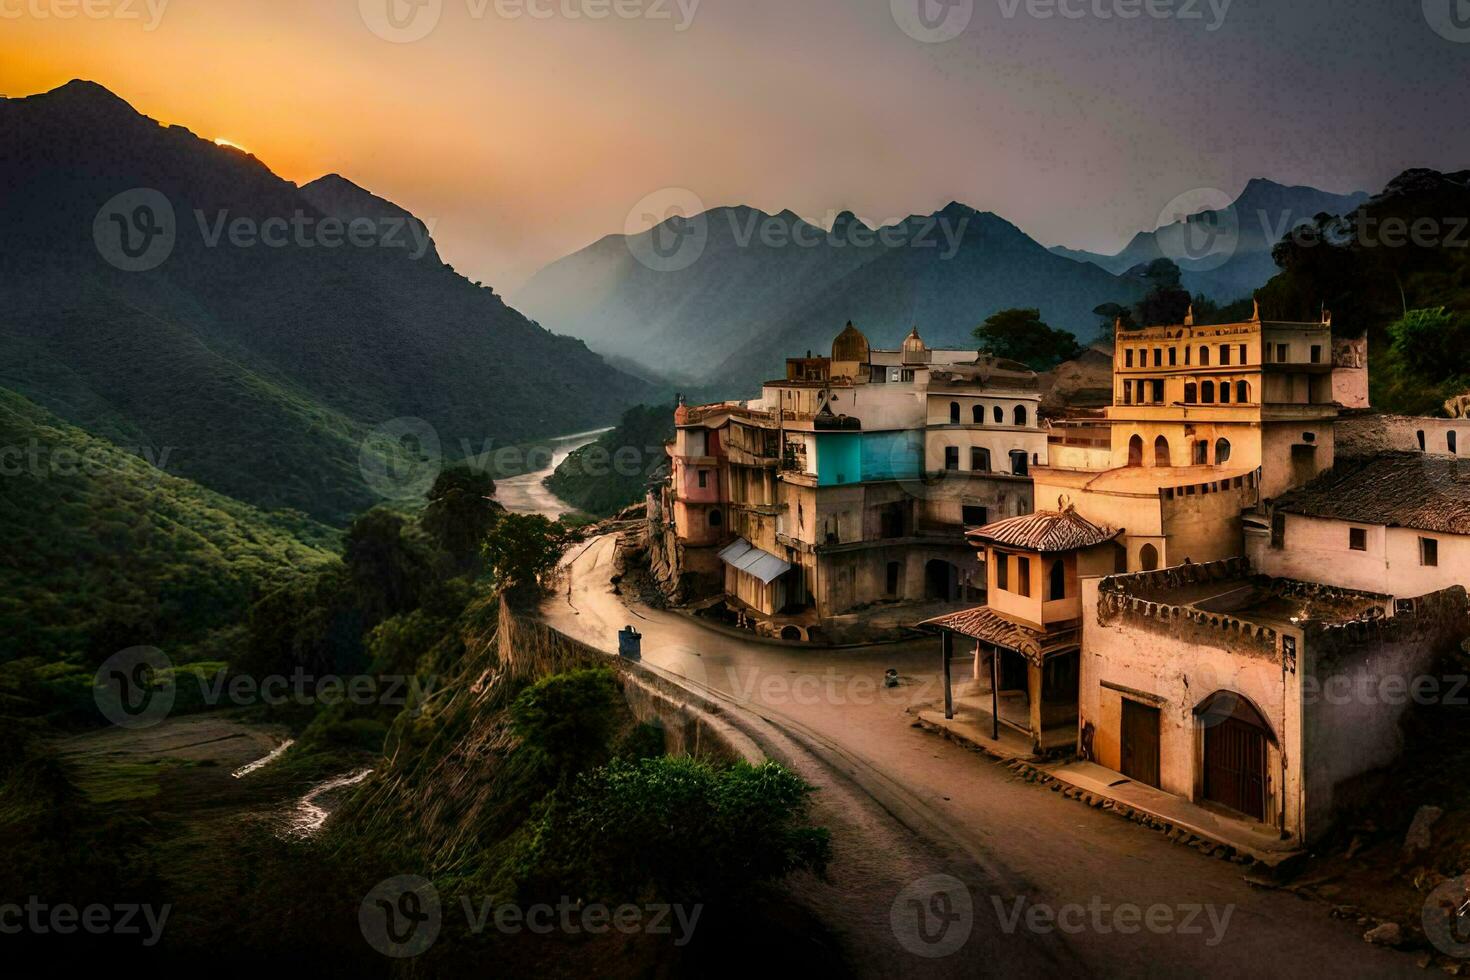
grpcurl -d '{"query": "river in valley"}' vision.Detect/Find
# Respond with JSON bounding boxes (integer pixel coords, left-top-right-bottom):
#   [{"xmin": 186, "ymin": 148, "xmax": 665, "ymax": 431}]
[{"xmin": 493, "ymin": 427, "xmax": 611, "ymax": 519}]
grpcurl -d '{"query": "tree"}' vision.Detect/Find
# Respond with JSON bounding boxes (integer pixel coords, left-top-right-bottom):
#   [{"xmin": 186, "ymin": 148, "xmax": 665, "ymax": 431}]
[
  {"xmin": 973, "ymin": 308, "xmax": 1082, "ymax": 370},
  {"xmin": 1092, "ymin": 303, "xmax": 1134, "ymax": 342},
  {"xmin": 421, "ymin": 464, "xmax": 502, "ymax": 576},
  {"xmin": 1128, "ymin": 258, "xmax": 1191, "ymax": 327},
  {"xmin": 1389, "ymin": 307, "xmax": 1470, "ymax": 382},
  {"xmin": 343, "ymin": 509, "xmax": 431, "ymax": 624},
  {"xmin": 481, "ymin": 512, "xmax": 576, "ymax": 604}
]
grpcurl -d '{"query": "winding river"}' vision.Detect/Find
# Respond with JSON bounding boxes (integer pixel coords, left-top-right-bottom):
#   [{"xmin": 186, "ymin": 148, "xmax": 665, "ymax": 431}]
[{"xmin": 493, "ymin": 427, "xmax": 611, "ymax": 519}]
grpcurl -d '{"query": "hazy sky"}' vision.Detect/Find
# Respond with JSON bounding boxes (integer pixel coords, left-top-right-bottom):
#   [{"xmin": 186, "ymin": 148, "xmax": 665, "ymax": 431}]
[{"xmin": 4, "ymin": 0, "xmax": 1467, "ymax": 291}]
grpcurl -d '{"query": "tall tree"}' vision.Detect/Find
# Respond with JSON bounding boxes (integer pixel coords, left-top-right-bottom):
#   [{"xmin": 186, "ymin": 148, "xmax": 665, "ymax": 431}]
[
  {"xmin": 973, "ymin": 308, "xmax": 1082, "ymax": 370},
  {"xmin": 421, "ymin": 465, "xmax": 503, "ymax": 576}
]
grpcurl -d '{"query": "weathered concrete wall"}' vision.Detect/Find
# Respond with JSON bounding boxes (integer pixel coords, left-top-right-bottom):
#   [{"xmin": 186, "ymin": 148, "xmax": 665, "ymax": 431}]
[
  {"xmin": 1335, "ymin": 414, "xmax": 1467, "ymax": 457},
  {"xmin": 1300, "ymin": 587, "xmax": 1470, "ymax": 835},
  {"xmin": 1260, "ymin": 421, "xmax": 1334, "ymax": 501},
  {"xmin": 1250, "ymin": 513, "xmax": 1470, "ymax": 599}
]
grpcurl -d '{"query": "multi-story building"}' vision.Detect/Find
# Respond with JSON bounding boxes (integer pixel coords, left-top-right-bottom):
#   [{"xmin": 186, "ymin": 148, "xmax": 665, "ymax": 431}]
[
  {"xmin": 1036, "ymin": 306, "xmax": 1369, "ymax": 569},
  {"xmin": 652, "ymin": 322, "xmax": 1049, "ymax": 634}
]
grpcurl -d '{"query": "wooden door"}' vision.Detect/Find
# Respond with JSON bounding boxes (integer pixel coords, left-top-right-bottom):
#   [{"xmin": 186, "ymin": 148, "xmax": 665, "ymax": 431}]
[
  {"xmin": 1204, "ymin": 716, "xmax": 1267, "ymax": 821},
  {"xmin": 1121, "ymin": 700, "xmax": 1161, "ymax": 788}
]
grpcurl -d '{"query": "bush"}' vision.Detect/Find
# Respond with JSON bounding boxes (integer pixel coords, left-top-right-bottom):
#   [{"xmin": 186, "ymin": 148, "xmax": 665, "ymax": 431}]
[{"xmin": 509, "ymin": 667, "xmax": 620, "ymax": 781}]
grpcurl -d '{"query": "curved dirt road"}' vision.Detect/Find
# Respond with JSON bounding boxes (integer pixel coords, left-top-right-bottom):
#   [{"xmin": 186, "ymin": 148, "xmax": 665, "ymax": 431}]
[{"xmin": 543, "ymin": 534, "xmax": 1417, "ymax": 978}]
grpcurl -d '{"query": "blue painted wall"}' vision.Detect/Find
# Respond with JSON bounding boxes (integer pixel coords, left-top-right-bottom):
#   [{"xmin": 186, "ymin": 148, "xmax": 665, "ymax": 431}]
[
  {"xmin": 860, "ymin": 431, "xmax": 923, "ymax": 483},
  {"xmin": 814, "ymin": 432, "xmax": 861, "ymax": 486}
]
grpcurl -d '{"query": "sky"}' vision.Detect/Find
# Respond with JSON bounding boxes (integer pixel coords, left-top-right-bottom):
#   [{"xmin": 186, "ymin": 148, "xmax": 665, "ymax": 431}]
[{"xmin": 3, "ymin": 0, "xmax": 1468, "ymax": 292}]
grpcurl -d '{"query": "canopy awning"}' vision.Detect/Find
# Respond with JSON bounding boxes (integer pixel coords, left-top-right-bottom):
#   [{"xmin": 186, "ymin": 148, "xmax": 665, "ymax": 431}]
[{"xmin": 717, "ymin": 537, "xmax": 792, "ymax": 585}]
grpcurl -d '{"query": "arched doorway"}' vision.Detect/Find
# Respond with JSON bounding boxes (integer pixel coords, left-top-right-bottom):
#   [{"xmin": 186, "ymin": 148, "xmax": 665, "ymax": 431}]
[
  {"xmin": 1215, "ymin": 439, "xmax": 1232, "ymax": 464},
  {"xmin": 1127, "ymin": 435, "xmax": 1144, "ymax": 467},
  {"xmin": 1197, "ymin": 692, "xmax": 1274, "ymax": 822},
  {"xmin": 925, "ymin": 560, "xmax": 959, "ymax": 601},
  {"xmin": 1139, "ymin": 544, "xmax": 1159, "ymax": 571},
  {"xmin": 1153, "ymin": 436, "xmax": 1170, "ymax": 467}
]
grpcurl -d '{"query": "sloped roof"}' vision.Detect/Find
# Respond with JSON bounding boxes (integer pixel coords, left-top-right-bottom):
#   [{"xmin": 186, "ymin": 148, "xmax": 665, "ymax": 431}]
[
  {"xmin": 1274, "ymin": 452, "xmax": 1470, "ymax": 535},
  {"xmin": 717, "ymin": 538, "xmax": 792, "ymax": 584},
  {"xmin": 966, "ymin": 509, "xmax": 1122, "ymax": 553},
  {"xmin": 918, "ymin": 606, "xmax": 1044, "ymax": 655}
]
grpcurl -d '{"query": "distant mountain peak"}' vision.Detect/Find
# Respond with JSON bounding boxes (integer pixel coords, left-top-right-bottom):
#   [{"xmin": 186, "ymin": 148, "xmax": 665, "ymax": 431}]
[{"xmin": 28, "ymin": 79, "xmax": 140, "ymax": 119}]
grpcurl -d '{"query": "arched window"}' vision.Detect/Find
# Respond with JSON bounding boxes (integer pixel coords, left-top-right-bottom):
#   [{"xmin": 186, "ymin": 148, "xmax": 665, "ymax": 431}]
[
  {"xmin": 950, "ymin": 402, "xmax": 961, "ymax": 424},
  {"xmin": 971, "ymin": 448, "xmax": 991, "ymax": 472},
  {"xmin": 993, "ymin": 406, "xmax": 1004, "ymax": 424},
  {"xmin": 1013, "ymin": 405, "xmax": 1028, "ymax": 427},
  {"xmin": 1140, "ymin": 544, "xmax": 1160, "ymax": 571},
  {"xmin": 1451, "ymin": 431, "xmax": 1460, "ymax": 455},
  {"xmin": 1236, "ymin": 381, "xmax": 1249, "ymax": 404},
  {"xmin": 1048, "ymin": 560, "xmax": 1066, "ymax": 601},
  {"xmin": 1199, "ymin": 346, "xmax": 1211, "ymax": 366},
  {"xmin": 1215, "ymin": 439, "xmax": 1232, "ymax": 464},
  {"xmin": 1154, "ymin": 436, "xmax": 1170, "ymax": 467},
  {"xmin": 1202, "ymin": 381, "xmax": 1216, "ymax": 404},
  {"xmin": 1127, "ymin": 435, "xmax": 1144, "ymax": 467},
  {"xmin": 972, "ymin": 405, "xmax": 984, "ymax": 424},
  {"xmin": 1184, "ymin": 382, "xmax": 1198, "ymax": 403},
  {"xmin": 1219, "ymin": 383, "xmax": 1231, "ymax": 404}
]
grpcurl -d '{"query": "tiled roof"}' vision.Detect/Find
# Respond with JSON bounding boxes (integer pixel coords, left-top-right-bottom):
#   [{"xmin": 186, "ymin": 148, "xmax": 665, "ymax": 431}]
[
  {"xmin": 1275, "ymin": 452, "xmax": 1470, "ymax": 535},
  {"xmin": 917, "ymin": 606, "xmax": 1080, "ymax": 664},
  {"xmin": 966, "ymin": 509, "xmax": 1122, "ymax": 553}
]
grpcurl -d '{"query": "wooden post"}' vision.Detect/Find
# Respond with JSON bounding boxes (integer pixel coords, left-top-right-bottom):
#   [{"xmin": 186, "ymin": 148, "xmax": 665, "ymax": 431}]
[
  {"xmin": 942, "ymin": 630, "xmax": 954, "ymax": 720},
  {"xmin": 991, "ymin": 644, "xmax": 1000, "ymax": 741}
]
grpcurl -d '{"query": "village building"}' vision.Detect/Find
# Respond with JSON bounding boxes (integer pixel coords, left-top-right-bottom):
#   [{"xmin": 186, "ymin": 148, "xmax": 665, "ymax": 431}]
[
  {"xmin": 650, "ymin": 323, "xmax": 1049, "ymax": 636},
  {"xmin": 1036, "ymin": 306, "xmax": 1369, "ymax": 569},
  {"xmin": 1080, "ymin": 558, "xmax": 1468, "ymax": 843},
  {"xmin": 922, "ymin": 508, "xmax": 1125, "ymax": 754},
  {"xmin": 1246, "ymin": 452, "xmax": 1470, "ymax": 599}
]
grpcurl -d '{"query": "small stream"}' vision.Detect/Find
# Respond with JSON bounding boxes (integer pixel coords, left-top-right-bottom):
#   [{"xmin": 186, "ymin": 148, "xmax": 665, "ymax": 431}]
[{"xmin": 285, "ymin": 768, "xmax": 374, "ymax": 838}]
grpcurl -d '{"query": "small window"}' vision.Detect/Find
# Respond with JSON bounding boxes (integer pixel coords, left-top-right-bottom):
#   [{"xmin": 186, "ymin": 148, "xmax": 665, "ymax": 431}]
[
  {"xmin": 963, "ymin": 505, "xmax": 988, "ymax": 526},
  {"xmin": 1349, "ymin": 527, "xmax": 1366, "ymax": 551},
  {"xmin": 1220, "ymin": 344, "xmax": 1231, "ymax": 365},
  {"xmin": 1152, "ymin": 380, "xmax": 1164, "ymax": 403},
  {"xmin": 972, "ymin": 405, "xmax": 984, "ymax": 424},
  {"xmin": 1276, "ymin": 343, "xmax": 1289, "ymax": 362},
  {"xmin": 1125, "ymin": 349, "xmax": 1135, "ymax": 367},
  {"xmin": 1016, "ymin": 557, "xmax": 1032, "ymax": 598},
  {"xmin": 971, "ymin": 448, "xmax": 991, "ymax": 472},
  {"xmin": 697, "ymin": 470, "xmax": 708, "ymax": 489},
  {"xmin": 1184, "ymin": 382, "xmax": 1197, "ymax": 403},
  {"xmin": 901, "ymin": 369, "xmax": 915, "ymax": 382},
  {"xmin": 993, "ymin": 406, "xmax": 1004, "ymax": 424},
  {"xmin": 1450, "ymin": 431, "xmax": 1459, "ymax": 455},
  {"xmin": 1418, "ymin": 430, "xmax": 1427, "ymax": 451},
  {"xmin": 1154, "ymin": 348, "xmax": 1163, "ymax": 367},
  {"xmin": 1010, "ymin": 450, "xmax": 1029, "ymax": 477},
  {"xmin": 1202, "ymin": 381, "xmax": 1216, "ymax": 404},
  {"xmin": 1184, "ymin": 346, "xmax": 1192, "ymax": 366},
  {"xmin": 1238, "ymin": 344, "xmax": 1247, "ymax": 364},
  {"xmin": 944, "ymin": 446, "xmax": 960, "ymax": 471},
  {"xmin": 1270, "ymin": 512, "xmax": 1285, "ymax": 549},
  {"xmin": 1422, "ymin": 537, "xmax": 1439, "ymax": 567},
  {"xmin": 1199, "ymin": 346, "xmax": 1211, "ymax": 366},
  {"xmin": 1168, "ymin": 347, "xmax": 1178, "ymax": 366},
  {"xmin": 1048, "ymin": 559, "xmax": 1066, "ymax": 601},
  {"xmin": 709, "ymin": 510, "xmax": 723, "ymax": 528},
  {"xmin": 950, "ymin": 402, "xmax": 961, "ymax": 424},
  {"xmin": 1310, "ymin": 345, "xmax": 1323, "ymax": 363},
  {"xmin": 996, "ymin": 554, "xmax": 1009, "ymax": 591}
]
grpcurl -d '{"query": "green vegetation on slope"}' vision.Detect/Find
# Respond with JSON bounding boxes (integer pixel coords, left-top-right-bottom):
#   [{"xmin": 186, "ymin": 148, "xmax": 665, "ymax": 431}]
[
  {"xmin": 0, "ymin": 386, "xmax": 338, "ymax": 666},
  {"xmin": 546, "ymin": 403, "xmax": 675, "ymax": 518}
]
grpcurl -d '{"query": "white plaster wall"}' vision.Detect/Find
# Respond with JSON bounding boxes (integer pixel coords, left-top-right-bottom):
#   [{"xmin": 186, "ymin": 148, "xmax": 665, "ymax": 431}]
[{"xmin": 1251, "ymin": 514, "xmax": 1470, "ymax": 598}]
